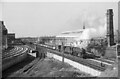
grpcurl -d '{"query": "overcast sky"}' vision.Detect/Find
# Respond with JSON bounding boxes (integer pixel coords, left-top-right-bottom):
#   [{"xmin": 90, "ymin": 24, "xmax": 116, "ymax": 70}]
[{"xmin": 1, "ymin": 2, "xmax": 118, "ymax": 38}]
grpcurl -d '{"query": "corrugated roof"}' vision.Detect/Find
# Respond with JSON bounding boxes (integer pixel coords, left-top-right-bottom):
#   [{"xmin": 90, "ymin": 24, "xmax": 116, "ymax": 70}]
[
  {"xmin": 61, "ymin": 29, "xmax": 84, "ymax": 34},
  {"xmin": 56, "ymin": 29, "xmax": 84, "ymax": 37}
]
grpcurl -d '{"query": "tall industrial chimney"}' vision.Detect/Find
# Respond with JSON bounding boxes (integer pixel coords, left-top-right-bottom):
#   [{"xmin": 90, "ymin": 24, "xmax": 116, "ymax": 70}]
[
  {"xmin": 83, "ymin": 22, "xmax": 85, "ymax": 29},
  {"xmin": 106, "ymin": 9, "xmax": 114, "ymax": 46}
]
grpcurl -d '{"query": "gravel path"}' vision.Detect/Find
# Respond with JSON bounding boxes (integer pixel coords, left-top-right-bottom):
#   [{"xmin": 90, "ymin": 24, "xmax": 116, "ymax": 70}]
[{"xmin": 9, "ymin": 57, "xmax": 92, "ymax": 77}]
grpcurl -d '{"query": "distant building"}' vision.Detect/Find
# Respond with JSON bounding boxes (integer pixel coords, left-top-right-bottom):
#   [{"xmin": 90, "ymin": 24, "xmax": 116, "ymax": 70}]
[
  {"xmin": 39, "ymin": 36, "xmax": 56, "ymax": 44},
  {"xmin": 14, "ymin": 38, "xmax": 22, "ymax": 44},
  {"xmin": 1, "ymin": 21, "xmax": 8, "ymax": 50},
  {"xmin": 57, "ymin": 29, "xmax": 84, "ymax": 38},
  {"xmin": 116, "ymin": 30, "xmax": 120, "ymax": 44},
  {"xmin": 56, "ymin": 29, "xmax": 106, "ymax": 49},
  {"xmin": 56, "ymin": 29, "xmax": 88, "ymax": 48},
  {"xmin": 20, "ymin": 37, "xmax": 39, "ymax": 44},
  {"xmin": 7, "ymin": 33, "xmax": 15, "ymax": 45}
]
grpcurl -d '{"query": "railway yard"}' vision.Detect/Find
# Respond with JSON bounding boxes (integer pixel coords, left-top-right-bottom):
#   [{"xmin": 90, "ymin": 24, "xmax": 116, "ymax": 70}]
[
  {"xmin": 2, "ymin": 44, "xmax": 118, "ymax": 78},
  {"xmin": 1, "ymin": 8, "xmax": 119, "ymax": 78}
]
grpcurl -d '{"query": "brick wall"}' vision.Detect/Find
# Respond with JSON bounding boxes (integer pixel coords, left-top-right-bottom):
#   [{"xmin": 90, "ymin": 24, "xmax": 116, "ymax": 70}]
[{"xmin": 104, "ymin": 47, "xmax": 117, "ymax": 60}]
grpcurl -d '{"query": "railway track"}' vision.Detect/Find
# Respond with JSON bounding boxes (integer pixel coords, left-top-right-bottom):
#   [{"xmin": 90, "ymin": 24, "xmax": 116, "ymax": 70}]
[
  {"xmin": 2, "ymin": 46, "xmax": 28, "ymax": 60},
  {"xmin": 2, "ymin": 47, "xmax": 18, "ymax": 57},
  {"xmin": 95, "ymin": 58, "xmax": 115, "ymax": 64},
  {"xmin": 37, "ymin": 44, "xmax": 113, "ymax": 72},
  {"xmin": 2, "ymin": 45, "xmax": 29, "ymax": 71},
  {"xmin": 48, "ymin": 48, "xmax": 106, "ymax": 71},
  {"xmin": 2, "ymin": 54, "xmax": 36, "ymax": 78},
  {"xmin": 28, "ymin": 44, "xmax": 114, "ymax": 73},
  {"xmin": 2, "ymin": 46, "xmax": 20, "ymax": 59}
]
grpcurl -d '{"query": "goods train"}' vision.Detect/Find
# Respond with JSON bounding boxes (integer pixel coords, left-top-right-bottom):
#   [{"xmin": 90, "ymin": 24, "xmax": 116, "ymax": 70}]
[{"xmin": 40, "ymin": 37, "xmax": 107, "ymax": 59}]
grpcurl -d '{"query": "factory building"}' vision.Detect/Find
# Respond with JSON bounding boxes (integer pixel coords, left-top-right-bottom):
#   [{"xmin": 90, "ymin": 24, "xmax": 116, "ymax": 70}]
[
  {"xmin": 20, "ymin": 37, "xmax": 39, "ymax": 44},
  {"xmin": 1, "ymin": 21, "xmax": 8, "ymax": 50},
  {"xmin": 56, "ymin": 9, "xmax": 115, "ymax": 47},
  {"xmin": 1, "ymin": 21, "xmax": 16, "ymax": 49},
  {"xmin": 7, "ymin": 33, "xmax": 15, "ymax": 46},
  {"xmin": 39, "ymin": 36, "xmax": 56, "ymax": 44},
  {"xmin": 56, "ymin": 29, "xmax": 88, "ymax": 48}
]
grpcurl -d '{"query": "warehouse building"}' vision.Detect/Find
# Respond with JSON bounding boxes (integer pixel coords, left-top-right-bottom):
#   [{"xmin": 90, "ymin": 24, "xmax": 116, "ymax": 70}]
[
  {"xmin": 1, "ymin": 21, "xmax": 8, "ymax": 50},
  {"xmin": 56, "ymin": 29, "xmax": 90, "ymax": 48},
  {"xmin": 7, "ymin": 33, "xmax": 15, "ymax": 46}
]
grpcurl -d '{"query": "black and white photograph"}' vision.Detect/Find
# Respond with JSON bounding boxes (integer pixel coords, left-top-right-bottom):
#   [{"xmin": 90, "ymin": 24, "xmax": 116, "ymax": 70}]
[{"xmin": 0, "ymin": 0, "xmax": 120, "ymax": 78}]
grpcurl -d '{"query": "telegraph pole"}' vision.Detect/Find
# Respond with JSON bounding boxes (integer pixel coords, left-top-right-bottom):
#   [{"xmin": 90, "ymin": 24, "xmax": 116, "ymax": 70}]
[
  {"xmin": 61, "ymin": 41, "xmax": 64, "ymax": 64},
  {"xmin": 61, "ymin": 38, "xmax": 66, "ymax": 66}
]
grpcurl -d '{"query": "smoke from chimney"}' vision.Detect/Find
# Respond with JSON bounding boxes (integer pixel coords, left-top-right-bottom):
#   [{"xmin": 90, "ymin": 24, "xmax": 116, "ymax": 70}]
[
  {"xmin": 75, "ymin": 9, "xmax": 115, "ymax": 48},
  {"xmin": 67, "ymin": 9, "xmax": 115, "ymax": 48},
  {"xmin": 75, "ymin": 14, "xmax": 107, "ymax": 40},
  {"xmin": 73, "ymin": 11, "xmax": 108, "ymax": 48}
]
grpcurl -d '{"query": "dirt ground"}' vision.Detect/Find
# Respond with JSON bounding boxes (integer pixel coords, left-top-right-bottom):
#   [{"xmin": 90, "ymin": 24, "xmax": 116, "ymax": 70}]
[
  {"xmin": 10, "ymin": 57, "xmax": 92, "ymax": 77},
  {"xmin": 99, "ymin": 60, "xmax": 118, "ymax": 77}
]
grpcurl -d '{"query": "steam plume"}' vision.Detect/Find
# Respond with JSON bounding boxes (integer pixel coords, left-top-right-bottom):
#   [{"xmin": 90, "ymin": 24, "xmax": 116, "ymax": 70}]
[{"xmin": 74, "ymin": 14, "xmax": 107, "ymax": 48}]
